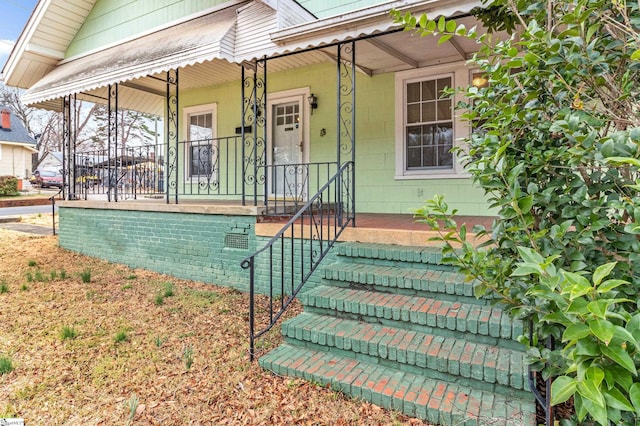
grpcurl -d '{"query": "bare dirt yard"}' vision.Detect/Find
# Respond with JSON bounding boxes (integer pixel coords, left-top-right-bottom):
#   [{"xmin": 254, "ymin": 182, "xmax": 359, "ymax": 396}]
[{"xmin": 0, "ymin": 215, "xmax": 426, "ymax": 425}]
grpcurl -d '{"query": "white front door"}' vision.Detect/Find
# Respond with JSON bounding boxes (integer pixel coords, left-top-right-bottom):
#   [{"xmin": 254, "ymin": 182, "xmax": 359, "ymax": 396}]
[{"xmin": 270, "ymin": 97, "xmax": 305, "ymax": 199}]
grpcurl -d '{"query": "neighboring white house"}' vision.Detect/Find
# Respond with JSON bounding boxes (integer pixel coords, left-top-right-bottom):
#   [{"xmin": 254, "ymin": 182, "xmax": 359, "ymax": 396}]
[
  {"xmin": 0, "ymin": 106, "xmax": 37, "ymax": 179},
  {"xmin": 35, "ymin": 151, "xmax": 63, "ymax": 173}
]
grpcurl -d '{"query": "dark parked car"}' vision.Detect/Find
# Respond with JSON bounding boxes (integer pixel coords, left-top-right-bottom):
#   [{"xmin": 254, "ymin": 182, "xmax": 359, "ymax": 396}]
[{"xmin": 35, "ymin": 170, "xmax": 63, "ymax": 188}]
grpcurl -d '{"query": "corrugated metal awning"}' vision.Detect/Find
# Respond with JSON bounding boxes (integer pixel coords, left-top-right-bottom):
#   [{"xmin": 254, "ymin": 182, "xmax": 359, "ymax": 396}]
[
  {"xmin": 236, "ymin": 0, "xmax": 481, "ymax": 62},
  {"xmin": 21, "ymin": 3, "xmax": 246, "ymax": 108}
]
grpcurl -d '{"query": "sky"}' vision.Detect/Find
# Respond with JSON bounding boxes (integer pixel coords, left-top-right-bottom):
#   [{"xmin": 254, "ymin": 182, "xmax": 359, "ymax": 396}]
[{"xmin": 0, "ymin": 0, "xmax": 38, "ymax": 71}]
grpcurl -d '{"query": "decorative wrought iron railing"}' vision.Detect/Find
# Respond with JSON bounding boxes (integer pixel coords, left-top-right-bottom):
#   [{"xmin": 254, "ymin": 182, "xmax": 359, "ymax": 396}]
[
  {"xmin": 260, "ymin": 161, "xmax": 338, "ymax": 216},
  {"xmin": 241, "ymin": 161, "xmax": 355, "ymax": 361},
  {"xmin": 69, "ymin": 136, "xmax": 243, "ymax": 202},
  {"xmin": 68, "ymin": 138, "xmax": 344, "ymax": 217}
]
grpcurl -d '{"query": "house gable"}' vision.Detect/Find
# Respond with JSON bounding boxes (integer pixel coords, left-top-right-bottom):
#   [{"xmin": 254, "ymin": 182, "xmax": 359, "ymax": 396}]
[
  {"xmin": 297, "ymin": 0, "xmax": 391, "ymax": 18},
  {"xmin": 1, "ymin": 0, "xmax": 97, "ymax": 90},
  {"xmin": 35, "ymin": 150, "xmax": 63, "ymax": 172},
  {"xmin": 66, "ymin": 0, "xmax": 239, "ymax": 59}
]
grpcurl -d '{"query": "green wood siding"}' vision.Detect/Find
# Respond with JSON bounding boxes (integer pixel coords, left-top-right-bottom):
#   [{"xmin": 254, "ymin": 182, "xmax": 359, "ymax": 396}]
[
  {"xmin": 66, "ymin": 0, "xmax": 230, "ymax": 58},
  {"xmin": 180, "ymin": 61, "xmax": 491, "ymax": 216},
  {"xmin": 297, "ymin": 0, "xmax": 390, "ymax": 18}
]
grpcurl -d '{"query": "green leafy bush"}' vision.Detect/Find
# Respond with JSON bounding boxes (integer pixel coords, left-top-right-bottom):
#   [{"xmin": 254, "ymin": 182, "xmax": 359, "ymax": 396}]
[
  {"xmin": 395, "ymin": 1, "xmax": 640, "ymax": 424},
  {"xmin": 0, "ymin": 176, "xmax": 18, "ymax": 196}
]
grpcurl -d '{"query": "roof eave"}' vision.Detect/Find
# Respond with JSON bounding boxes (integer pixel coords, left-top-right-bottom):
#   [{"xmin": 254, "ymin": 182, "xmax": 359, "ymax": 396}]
[
  {"xmin": 270, "ymin": 0, "xmax": 482, "ymax": 44},
  {"xmin": 0, "ymin": 140, "xmax": 38, "ymax": 152},
  {"xmin": 2, "ymin": 0, "xmax": 52, "ymax": 88}
]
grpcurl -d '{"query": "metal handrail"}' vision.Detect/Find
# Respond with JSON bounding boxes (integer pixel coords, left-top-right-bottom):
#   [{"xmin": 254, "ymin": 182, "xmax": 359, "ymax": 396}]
[
  {"xmin": 241, "ymin": 161, "xmax": 355, "ymax": 361},
  {"xmin": 49, "ymin": 185, "xmax": 65, "ymax": 235},
  {"xmin": 528, "ymin": 319, "xmax": 555, "ymax": 425}
]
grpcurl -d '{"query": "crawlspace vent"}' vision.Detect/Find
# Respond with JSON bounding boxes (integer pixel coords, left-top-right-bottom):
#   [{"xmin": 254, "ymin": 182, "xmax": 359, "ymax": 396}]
[{"xmin": 224, "ymin": 233, "xmax": 248, "ymax": 250}]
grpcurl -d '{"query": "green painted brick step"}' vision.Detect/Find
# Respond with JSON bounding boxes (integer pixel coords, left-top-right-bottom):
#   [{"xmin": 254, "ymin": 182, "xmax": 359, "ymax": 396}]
[
  {"xmin": 299, "ymin": 285, "xmax": 524, "ymax": 347},
  {"xmin": 336, "ymin": 242, "xmax": 452, "ymax": 267},
  {"xmin": 323, "ymin": 262, "xmax": 493, "ymax": 304},
  {"xmin": 281, "ymin": 312, "xmax": 529, "ymax": 393},
  {"xmin": 259, "ymin": 344, "xmax": 536, "ymax": 426}
]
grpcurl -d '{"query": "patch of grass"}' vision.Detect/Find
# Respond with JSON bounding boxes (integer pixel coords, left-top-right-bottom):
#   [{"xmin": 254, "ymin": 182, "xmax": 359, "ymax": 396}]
[
  {"xmin": 14, "ymin": 383, "xmax": 46, "ymax": 400},
  {"xmin": 80, "ymin": 268, "xmax": 91, "ymax": 283},
  {"xmin": 0, "ymin": 282, "xmax": 8, "ymax": 294},
  {"xmin": 181, "ymin": 289, "xmax": 221, "ymax": 308},
  {"xmin": 25, "ymin": 272, "xmax": 33, "ymax": 282},
  {"xmin": 34, "ymin": 270, "xmax": 46, "ymax": 282},
  {"xmin": 60, "ymin": 269, "xmax": 67, "ymax": 279},
  {"xmin": 91, "ymin": 355, "xmax": 125, "ymax": 386},
  {"xmin": 162, "ymin": 282, "xmax": 175, "ymax": 298},
  {"xmin": 59, "ymin": 325, "xmax": 78, "ymax": 340},
  {"xmin": 154, "ymin": 336, "xmax": 165, "ymax": 348},
  {"xmin": 50, "ymin": 270, "xmax": 58, "ymax": 280},
  {"xmin": 121, "ymin": 284, "xmax": 132, "ymax": 290},
  {"xmin": 127, "ymin": 274, "xmax": 137, "ymax": 280},
  {"xmin": 124, "ymin": 393, "xmax": 139, "ymax": 425},
  {"xmin": 0, "ymin": 356, "xmax": 14, "ymax": 375},
  {"xmin": 20, "ymin": 284, "xmax": 28, "ymax": 291},
  {"xmin": 182, "ymin": 345, "xmax": 194, "ymax": 370},
  {"xmin": 114, "ymin": 330, "xmax": 128, "ymax": 343},
  {"xmin": 27, "ymin": 259, "xmax": 37, "ymax": 267},
  {"xmin": 154, "ymin": 294, "xmax": 165, "ymax": 306},
  {"xmin": 0, "ymin": 403, "xmax": 17, "ymax": 418}
]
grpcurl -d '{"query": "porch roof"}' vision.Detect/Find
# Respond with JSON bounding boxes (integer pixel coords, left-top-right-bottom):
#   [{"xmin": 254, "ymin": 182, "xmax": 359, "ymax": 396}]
[
  {"xmin": 20, "ymin": 3, "xmax": 246, "ymax": 114},
  {"xmin": 246, "ymin": 0, "xmax": 480, "ymax": 60},
  {"xmin": 0, "ymin": 140, "xmax": 39, "ymax": 153},
  {"xmin": 14, "ymin": 0, "xmax": 485, "ymax": 114}
]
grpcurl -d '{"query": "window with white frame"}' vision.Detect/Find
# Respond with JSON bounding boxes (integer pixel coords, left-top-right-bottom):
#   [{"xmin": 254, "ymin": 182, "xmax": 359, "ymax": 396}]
[
  {"xmin": 395, "ymin": 66, "xmax": 469, "ymax": 179},
  {"xmin": 185, "ymin": 105, "xmax": 216, "ymax": 178},
  {"xmin": 405, "ymin": 75, "xmax": 453, "ymax": 170}
]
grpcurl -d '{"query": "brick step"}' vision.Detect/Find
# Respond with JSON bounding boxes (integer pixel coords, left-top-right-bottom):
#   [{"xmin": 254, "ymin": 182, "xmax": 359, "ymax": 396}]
[
  {"xmin": 323, "ymin": 262, "xmax": 492, "ymax": 305},
  {"xmin": 299, "ymin": 285, "xmax": 523, "ymax": 349},
  {"xmin": 282, "ymin": 312, "xmax": 529, "ymax": 395},
  {"xmin": 259, "ymin": 344, "xmax": 536, "ymax": 426},
  {"xmin": 335, "ymin": 242, "xmax": 454, "ymax": 270}
]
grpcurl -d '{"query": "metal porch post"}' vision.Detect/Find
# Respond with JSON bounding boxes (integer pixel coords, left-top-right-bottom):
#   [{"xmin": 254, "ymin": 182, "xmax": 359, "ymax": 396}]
[
  {"xmin": 241, "ymin": 60, "xmax": 267, "ymax": 207},
  {"xmin": 62, "ymin": 96, "xmax": 70, "ymax": 200},
  {"xmin": 258, "ymin": 59, "xmax": 267, "ymax": 207},
  {"xmin": 337, "ymin": 41, "xmax": 356, "ymax": 226},
  {"xmin": 107, "ymin": 84, "xmax": 118, "ymax": 202},
  {"xmin": 165, "ymin": 69, "xmax": 179, "ymax": 204},
  {"xmin": 241, "ymin": 65, "xmax": 247, "ymax": 206},
  {"xmin": 62, "ymin": 95, "xmax": 78, "ymax": 201}
]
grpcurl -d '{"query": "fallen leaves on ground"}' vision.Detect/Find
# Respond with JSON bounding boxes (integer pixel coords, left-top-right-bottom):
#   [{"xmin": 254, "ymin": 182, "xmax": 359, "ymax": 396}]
[
  {"xmin": 0, "ymin": 224, "xmax": 427, "ymax": 425},
  {"xmin": 19, "ymin": 212, "xmax": 57, "ymax": 227}
]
